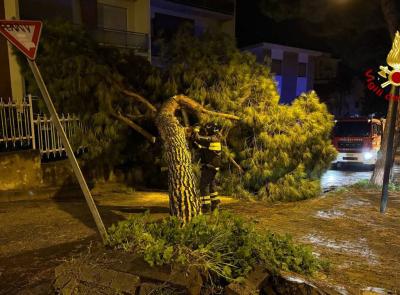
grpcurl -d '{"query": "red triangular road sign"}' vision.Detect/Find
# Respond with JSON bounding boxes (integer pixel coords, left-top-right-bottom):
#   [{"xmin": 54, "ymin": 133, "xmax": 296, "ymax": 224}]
[{"xmin": 0, "ymin": 20, "xmax": 42, "ymax": 60}]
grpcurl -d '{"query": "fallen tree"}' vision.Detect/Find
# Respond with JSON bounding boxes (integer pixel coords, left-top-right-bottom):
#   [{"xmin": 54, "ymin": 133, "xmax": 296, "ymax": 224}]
[
  {"xmin": 156, "ymin": 95, "xmax": 239, "ymax": 222},
  {"xmin": 18, "ymin": 21, "xmax": 336, "ymax": 222}
]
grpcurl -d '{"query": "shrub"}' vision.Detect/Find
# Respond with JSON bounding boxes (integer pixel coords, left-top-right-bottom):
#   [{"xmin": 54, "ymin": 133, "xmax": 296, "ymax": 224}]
[{"xmin": 107, "ymin": 211, "xmax": 327, "ymax": 283}]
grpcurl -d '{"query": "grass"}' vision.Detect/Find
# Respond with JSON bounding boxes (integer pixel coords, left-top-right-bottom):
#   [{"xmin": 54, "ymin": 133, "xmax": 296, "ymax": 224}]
[{"xmin": 350, "ymin": 179, "xmax": 400, "ymax": 191}]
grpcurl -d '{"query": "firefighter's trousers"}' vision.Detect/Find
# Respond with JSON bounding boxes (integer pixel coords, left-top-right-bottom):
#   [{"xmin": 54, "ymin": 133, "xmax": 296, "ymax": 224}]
[{"xmin": 200, "ymin": 165, "xmax": 220, "ymax": 211}]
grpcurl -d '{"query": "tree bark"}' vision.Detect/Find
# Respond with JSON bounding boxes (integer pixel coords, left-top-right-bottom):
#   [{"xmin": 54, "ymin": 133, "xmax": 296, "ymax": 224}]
[
  {"xmin": 371, "ymin": 100, "xmax": 395, "ymax": 185},
  {"xmin": 155, "ymin": 97, "xmax": 201, "ymax": 222},
  {"xmin": 155, "ymin": 95, "xmax": 239, "ymax": 222},
  {"xmin": 370, "ymin": 0, "xmax": 399, "ymax": 185}
]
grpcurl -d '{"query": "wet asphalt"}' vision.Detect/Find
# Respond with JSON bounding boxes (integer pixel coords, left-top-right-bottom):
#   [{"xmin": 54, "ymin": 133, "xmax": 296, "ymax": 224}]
[{"xmin": 321, "ymin": 165, "xmax": 400, "ymax": 192}]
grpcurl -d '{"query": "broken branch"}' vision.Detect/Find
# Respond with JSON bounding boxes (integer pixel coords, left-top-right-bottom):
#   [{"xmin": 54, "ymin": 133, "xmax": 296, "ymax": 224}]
[
  {"xmin": 172, "ymin": 95, "xmax": 240, "ymax": 121},
  {"xmin": 111, "ymin": 111, "xmax": 156, "ymax": 143},
  {"xmin": 122, "ymin": 89, "xmax": 158, "ymax": 113}
]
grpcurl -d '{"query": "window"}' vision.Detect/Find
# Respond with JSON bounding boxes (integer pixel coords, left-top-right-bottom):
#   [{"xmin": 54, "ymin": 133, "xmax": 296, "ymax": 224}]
[
  {"xmin": 373, "ymin": 124, "xmax": 382, "ymax": 135},
  {"xmin": 333, "ymin": 122, "xmax": 371, "ymax": 137},
  {"xmin": 152, "ymin": 13, "xmax": 194, "ymax": 55},
  {"xmin": 271, "ymin": 59, "xmax": 282, "ymax": 75},
  {"xmin": 97, "ymin": 4, "xmax": 127, "ymax": 31},
  {"xmin": 152, "ymin": 13, "xmax": 194, "ymax": 40},
  {"xmin": 298, "ymin": 62, "xmax": 307, "ymax": 77}
]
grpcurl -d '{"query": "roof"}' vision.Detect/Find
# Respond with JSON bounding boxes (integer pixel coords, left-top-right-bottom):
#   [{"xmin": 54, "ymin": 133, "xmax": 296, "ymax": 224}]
[{"xmin": 242, "ymin": 42, "xmax": 332, "ymax": 57}]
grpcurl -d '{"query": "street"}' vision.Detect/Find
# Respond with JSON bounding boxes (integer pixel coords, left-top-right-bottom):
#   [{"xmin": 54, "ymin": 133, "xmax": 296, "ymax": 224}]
[
  {"xmin": 1, "ymin": 183, "xmax": 400, "ymax": 293},
  {"xmin": 321, "ymin": 168, "xmax": 372, "ymax": 191},
  {"xmin": 321, "ymin": 165, "xmax": 400, "ymax": 192}
]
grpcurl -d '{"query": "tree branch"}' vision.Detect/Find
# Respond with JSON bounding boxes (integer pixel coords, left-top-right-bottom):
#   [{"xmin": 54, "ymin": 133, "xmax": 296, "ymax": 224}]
[
  {"xmin": 173, "ymin": 95, "xmax": 240, "ymax": 121},
  {"xmin": 110, "ymin": 111, "xmax": 156, "ymax": 143},
  {"xmin": 122, "ymin": 89, "xmax": 158, "ymax": 113},
  {"xmin": 228, "ymin": 155, "xmax": 244, "ymax": 173}
]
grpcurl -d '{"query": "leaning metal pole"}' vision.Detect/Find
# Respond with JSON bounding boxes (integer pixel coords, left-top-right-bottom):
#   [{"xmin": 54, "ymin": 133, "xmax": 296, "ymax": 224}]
[
  {"xmin": 381, "ymin": 86, "xmax": 399, "ymax": 213},
  {"xmin": 380, "ymin": 31, "xmax": 400, "ymax": 213},
  {"xmin": 28, "ymin": 59, "xmax": 108, "ymax": 242}
]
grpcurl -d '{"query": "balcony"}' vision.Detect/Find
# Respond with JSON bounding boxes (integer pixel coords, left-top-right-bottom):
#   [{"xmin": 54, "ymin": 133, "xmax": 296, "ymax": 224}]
[
  {"xmin": 92, "ymin": 27, "xmax": 149, "ymax": 54},
  {"xmin": 166, "ymin": 0, "xmax": 235, "ymax": 15}
]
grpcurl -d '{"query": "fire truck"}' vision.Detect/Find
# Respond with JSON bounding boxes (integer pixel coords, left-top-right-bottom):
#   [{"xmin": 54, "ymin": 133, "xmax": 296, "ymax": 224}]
[{"xmin": 332, "ymin": 117, "xmax": 384, "ymax": 168}]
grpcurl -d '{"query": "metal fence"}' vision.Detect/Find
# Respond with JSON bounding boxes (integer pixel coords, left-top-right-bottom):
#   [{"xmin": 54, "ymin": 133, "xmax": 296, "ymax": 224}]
[
  {"xmin": 35, "ymin": 113, "xmax": 85, "ymax": 158},
  {"xmin": 0, "ymin": 96, "xmax": 35, "ymax": 150},
  {"xmin": 0, "ymin": 95, "xmax": 85, "ymax": 158}
]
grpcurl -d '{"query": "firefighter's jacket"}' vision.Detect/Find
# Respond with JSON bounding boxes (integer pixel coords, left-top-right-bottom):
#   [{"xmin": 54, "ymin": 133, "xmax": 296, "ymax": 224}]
[{"xmin": 193, "ymin": 134, "xmax": 222, "ymax": 169}]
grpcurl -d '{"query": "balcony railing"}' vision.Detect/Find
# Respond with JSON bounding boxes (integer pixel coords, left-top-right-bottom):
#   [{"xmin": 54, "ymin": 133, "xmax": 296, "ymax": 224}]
[
  {"xmin": 167, "ymin": 0, "xmax": 235, "ymax": 15},
  {"xmin": 92, "ymin": 27, "xmax": 149, "ymax": 53}
]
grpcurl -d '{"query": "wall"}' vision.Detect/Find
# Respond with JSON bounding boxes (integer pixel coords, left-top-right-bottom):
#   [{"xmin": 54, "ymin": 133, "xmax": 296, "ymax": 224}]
[
  {"xmin": 244, "ymin": 43, "xmax": 334, "ymax": 104},
  {"xmin": 281, "ymin": 51, "xmax": 298, "ymax": 103},
  {"xmin": 20, "ymin": 0, "xmax": 74, "ymax": 20},
  {"xmin": 151, "ymin": 0, "xmax": 235, "ymax": 38},
  {"xmin": 0, "ymin": 150, "xmax": 81, "ymax": 201},
  {"xmin": 0, "ymin": 0, "xmax": 12, "ymax": 98},
  {"xmin": 0, "ymin": 150, "xmax": 42, "ymax": 191}
]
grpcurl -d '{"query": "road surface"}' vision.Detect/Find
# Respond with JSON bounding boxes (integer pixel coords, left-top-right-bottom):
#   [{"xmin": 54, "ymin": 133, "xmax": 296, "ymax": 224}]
[{"xmin": 321, "ymin": 165, "xmax": 400, "ymax": 192}]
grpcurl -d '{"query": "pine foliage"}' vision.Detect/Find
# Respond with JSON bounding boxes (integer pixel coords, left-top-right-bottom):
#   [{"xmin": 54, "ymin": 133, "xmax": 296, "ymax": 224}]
[
  {"xmin": 17, "ymin": 21, "xmax": 160, "ymax": 179},
  {"xmin": 17, "ymin": 22, "xmax": 336, "ymax": 200},
  {"xmin": 159, "ymin": 29, "xmax": 337, "ymax": 201}
]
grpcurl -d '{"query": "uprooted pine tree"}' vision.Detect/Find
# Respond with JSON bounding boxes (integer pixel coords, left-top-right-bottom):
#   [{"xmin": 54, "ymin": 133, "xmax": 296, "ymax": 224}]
[{"xmin": 18, "ymin": 21, "xmax": 336, "ymax": 222}]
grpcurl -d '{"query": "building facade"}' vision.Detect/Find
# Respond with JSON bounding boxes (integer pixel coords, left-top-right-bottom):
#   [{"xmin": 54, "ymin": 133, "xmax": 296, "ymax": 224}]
[
  {"xmin": 244, "ymin": 42, "xmax": 338, "ymax": 104},
  {"xmin": 0, "ymin": 0, "xmax": 235, "ymax": 100}
]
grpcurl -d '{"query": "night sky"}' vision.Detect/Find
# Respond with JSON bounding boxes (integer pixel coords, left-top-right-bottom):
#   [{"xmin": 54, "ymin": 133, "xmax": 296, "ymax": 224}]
[
  {"xmin": 235, "ymin": 0, "xmax": 394, "ymax": 115},
  {"xmin": 236, "ymin": 1, "xmax": 325, "ymax": 51},
  {"xmin": 235, "ymin": 0, "xmax": 392, "ymax": 71}
]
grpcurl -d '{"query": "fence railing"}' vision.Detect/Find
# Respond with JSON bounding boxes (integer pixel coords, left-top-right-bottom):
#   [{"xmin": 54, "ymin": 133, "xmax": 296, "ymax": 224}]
[
  {"xmin": 0, "ymin": 95, "xmax": 85, "ymax": 158},
  {"xmin": 93, "ymin": 27, "xmax": 149, "ymax": 53},
  {"xmin": 35, "ymin": 113, "xmax": 85, "ymax": 157},
  {"xmin": 0, "ymin": 96, "xmax": 35, "ymax": 150}
]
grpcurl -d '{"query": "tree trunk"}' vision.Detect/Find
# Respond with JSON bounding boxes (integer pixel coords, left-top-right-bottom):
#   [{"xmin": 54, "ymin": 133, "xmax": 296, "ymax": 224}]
[
  {"xmin": 371, "ymin": 99, "xmax": 395, "ymax": 185},
  {"xmin": 155, "ymin": 95, "xmax": 240, "ymax": 222},
  {"xmin": 155, "ymin": 97, "xmax": 201, "ymax": 222},
  {"xmin": 370, "ymin": 0, "xmax": 399, "ymax": 185}
]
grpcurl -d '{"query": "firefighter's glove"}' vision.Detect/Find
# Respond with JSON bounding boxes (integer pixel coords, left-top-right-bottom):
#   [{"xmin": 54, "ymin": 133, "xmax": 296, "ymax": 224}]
[{"xmin": 191, "ymin": 127, "xmax": 200, "ymax": 141}]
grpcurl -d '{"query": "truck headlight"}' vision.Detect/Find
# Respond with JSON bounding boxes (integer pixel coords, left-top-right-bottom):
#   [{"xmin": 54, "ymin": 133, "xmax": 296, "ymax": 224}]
[{"xmin": 363, "ymin": 152, "xmax": 373, "ymax": 160}]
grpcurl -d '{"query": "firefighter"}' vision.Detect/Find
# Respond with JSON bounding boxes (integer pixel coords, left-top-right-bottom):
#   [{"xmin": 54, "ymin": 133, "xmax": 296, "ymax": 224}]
[{"xmin": 191, "ymin": 122, "xmax": 222, "ymax": 213}]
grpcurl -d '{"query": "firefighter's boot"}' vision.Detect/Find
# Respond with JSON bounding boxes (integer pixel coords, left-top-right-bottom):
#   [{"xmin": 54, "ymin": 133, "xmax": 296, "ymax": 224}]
[
  {"xmin": 210, "ymin": 192, "xmax": 221, "ymax": 211},
  {"xmin": 201, "ymin": 195, "xmax": 211, "ymax": 214}
]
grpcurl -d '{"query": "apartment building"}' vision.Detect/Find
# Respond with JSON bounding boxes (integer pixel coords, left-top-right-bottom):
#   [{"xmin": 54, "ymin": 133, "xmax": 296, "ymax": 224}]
[
  {"xmin": 0, "ymin": 0, "xmax": 235, "ymax": 99},
  {"xmin": 151, "ymin": 0, "xmax": 235, "ymax": 43},
  {"xmin": 244, "ymin": 42, "xmax": 338, "ymax": 104}
]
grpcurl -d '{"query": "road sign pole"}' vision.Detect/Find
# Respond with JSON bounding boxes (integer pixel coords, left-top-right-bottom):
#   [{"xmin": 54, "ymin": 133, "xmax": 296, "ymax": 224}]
[
  {"xmin": 380, "ymin": 86, "xmax": 399, "ymax": 213},
  {"xmin": 28, "ymin": 59, "xmax": 108, "ymax": 243}
]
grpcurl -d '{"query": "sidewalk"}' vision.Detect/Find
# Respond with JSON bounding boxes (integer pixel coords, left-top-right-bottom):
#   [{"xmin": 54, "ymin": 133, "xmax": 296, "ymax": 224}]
[{"xmin": 0, "ymin": 184, "xmax": 234, "ymax": 294}]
